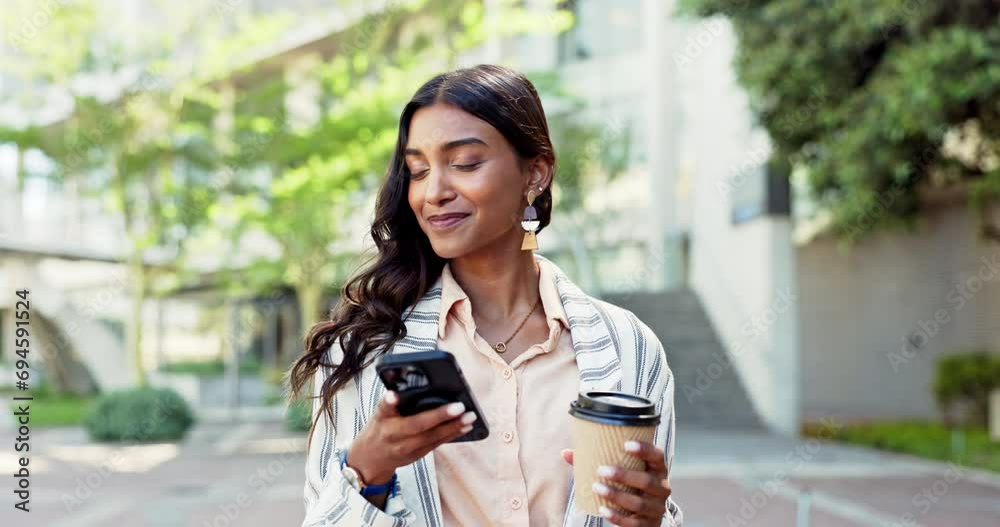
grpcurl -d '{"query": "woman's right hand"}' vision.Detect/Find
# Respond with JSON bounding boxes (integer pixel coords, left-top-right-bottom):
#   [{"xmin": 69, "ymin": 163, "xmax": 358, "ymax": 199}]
[{"xmin": 345, "ymin": 390, "xmax": 477, "ymax": 485}]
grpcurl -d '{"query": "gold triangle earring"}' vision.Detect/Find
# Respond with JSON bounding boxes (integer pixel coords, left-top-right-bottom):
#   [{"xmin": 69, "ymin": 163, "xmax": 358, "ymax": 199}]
[{"xmin": 521, "ymin": 187, "xmax": 541, "ymax": 251}]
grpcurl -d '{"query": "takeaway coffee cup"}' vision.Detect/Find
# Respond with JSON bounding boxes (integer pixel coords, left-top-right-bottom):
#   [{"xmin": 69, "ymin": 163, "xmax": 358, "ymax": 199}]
[{"xmin": 568, "ymin": 391, "xmax": 660, "ymax": 516}]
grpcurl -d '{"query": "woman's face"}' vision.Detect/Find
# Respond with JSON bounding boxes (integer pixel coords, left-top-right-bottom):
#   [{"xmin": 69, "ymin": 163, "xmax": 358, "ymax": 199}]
[{"xmin": 405, "ymin": 103, "xmax": 546, "ymax": 259}]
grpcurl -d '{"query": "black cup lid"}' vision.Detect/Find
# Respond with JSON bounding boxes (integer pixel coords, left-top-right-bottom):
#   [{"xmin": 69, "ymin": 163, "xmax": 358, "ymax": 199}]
[{"xmin": 568, "ymin": 391, "xmax": 660, "ymax": 427}]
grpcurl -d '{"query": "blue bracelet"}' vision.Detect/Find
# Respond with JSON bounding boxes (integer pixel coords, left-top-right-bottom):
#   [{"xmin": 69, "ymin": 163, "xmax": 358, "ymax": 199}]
[{"xmin": 340, "ymin": 450, "xmax": 398, "ymax": 498}]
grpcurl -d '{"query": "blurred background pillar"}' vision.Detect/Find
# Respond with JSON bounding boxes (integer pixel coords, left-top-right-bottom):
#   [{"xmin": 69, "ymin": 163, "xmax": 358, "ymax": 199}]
[
  {"xmin": 225, "ymin": 299, "xmax": 241, "ymax": 419},
  {"xmin": 522, "ymin": 0, "xmax": 560, "ymax": 72},
  {"xmin": 682, "ymin": 20, "xmax": 802, "ymax": 435},
  {"xmin": 264, "ymin": 300, "xmax": 280, "ymax": 369},
  {"xmin": 484, "ymin": 0, "xmax": 502, "ymax": 63},
  {"xmin": 154, "ymin": 297, "xmax": 165, "ymax": 371},
  {"xmin": 644, "ymin": 0, "xmax": 684, "ymax": 290},
  {"xmin": 764, "ymin": 207, "xmax": 800, "ymax": 436},
  {"xmin": 991, "ymin": 389, "xmax": 1000, "ymax": 441}
]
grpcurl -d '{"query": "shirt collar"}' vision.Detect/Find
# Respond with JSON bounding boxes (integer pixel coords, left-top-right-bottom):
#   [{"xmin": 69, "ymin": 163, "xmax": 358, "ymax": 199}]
[
  {"xmin": 437, "ymin": 263, "xmax": 469, "ymax": 339},
  {"xmin": 537, "ymin": 257, "xmax": 569, "ymax": 329},
  {"xmin": 437, "ymin": 256, "xmax": 570, "ymax": 339}
]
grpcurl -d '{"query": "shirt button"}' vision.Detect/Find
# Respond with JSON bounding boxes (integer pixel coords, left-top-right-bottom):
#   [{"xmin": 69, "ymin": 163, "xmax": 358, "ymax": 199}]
[
  {"xmin": 510, "ymin": 497, "xmax": 522, "ymax": 510},
  {"xmin": 502, "ymin": 367, "xmax": 513, "ymax": 379},
  {"xmin": 502, "ymin": 431, "xmax": 513, "ymax": 443}
]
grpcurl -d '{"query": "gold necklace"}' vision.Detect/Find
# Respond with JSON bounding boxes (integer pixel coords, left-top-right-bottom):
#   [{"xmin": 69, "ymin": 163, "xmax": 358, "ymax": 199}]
[{"xmin": 493, "ymin": 296, "xmax": 541, "ymax": 353}]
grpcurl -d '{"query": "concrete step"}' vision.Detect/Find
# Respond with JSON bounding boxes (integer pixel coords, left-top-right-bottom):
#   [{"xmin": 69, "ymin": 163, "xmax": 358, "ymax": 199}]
[{"xmin": 603, "ymin": 288, "xmax": 763, "ymax": 430}]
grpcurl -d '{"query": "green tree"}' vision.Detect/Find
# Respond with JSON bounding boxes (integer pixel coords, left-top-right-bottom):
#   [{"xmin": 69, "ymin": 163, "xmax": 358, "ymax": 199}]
[
  {"xmin": 679, "ymin": 0, "xmax": 999, "ymax": 242},
  {"xmin": 211, "ymin": 0, "xmax": 574, "ymax": 335},
  {"xmin": 214, "ymin": 72, "xmax": 402, "ymax": 337},
  {"xmin": 0, "ymin": 1, "xmax": 289, "ymax": 386}
]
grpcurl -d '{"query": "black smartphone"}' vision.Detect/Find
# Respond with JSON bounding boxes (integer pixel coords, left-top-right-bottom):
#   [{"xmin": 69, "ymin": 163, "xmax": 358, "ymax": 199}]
[{"xmin": 375, "ymin": 350, "xmax": 490, "ymax": 442}]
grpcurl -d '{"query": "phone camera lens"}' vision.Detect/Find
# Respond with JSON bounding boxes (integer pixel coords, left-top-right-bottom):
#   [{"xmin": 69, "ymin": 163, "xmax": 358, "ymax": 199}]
[{"xmin": 404, "ymin": 370, "xmax": 428, "ymax": 388}]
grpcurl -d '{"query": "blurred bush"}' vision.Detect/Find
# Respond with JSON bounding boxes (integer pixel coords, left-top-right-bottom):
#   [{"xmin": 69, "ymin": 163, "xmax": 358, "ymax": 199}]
[
  {"xmin": 934, "ymin": 351, "xmax": 1000, "ymax": 426},
  {"xmin": 286, "ymin": 398, "xmax": 313, "ymax": 432},
  {"xmin": 802, "ymin": 420, "xmax": 1000, "ymax": 473},
  {"xmin": 260, "ymin": 366, "xmax": 290, "ymax": 407},
  {"xmin": 261, "ymin": 365, "xmax": 288, "ymax": 387},
  {"xmin": 84, "ymin": 387, "xmax": 195, "ymax": 442}
]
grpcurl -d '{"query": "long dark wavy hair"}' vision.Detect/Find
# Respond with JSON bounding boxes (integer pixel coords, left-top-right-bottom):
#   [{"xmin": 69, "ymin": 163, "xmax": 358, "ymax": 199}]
[{"xmin": 288, "ymin": 64, "xmax": 556, "ymax": 446}]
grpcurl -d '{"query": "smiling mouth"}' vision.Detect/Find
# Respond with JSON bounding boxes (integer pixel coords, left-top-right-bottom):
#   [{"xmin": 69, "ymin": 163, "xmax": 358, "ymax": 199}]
[{"xmin": 427, "ymin": 213, "xmax": 470, "ymax": 230}]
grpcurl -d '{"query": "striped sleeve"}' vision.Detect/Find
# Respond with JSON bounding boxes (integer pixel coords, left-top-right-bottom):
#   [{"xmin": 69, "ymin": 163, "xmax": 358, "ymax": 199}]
[
  {"xmin": 301, "ymin": 351, "xmax": 415, "ymax": 527},
  {"xmin": 650, "ymin": 336, "xmax": 683, "ymax": 527},
  {"xmin": 599, "ymin": 304, "xmax": 684, "ymax": 526}
]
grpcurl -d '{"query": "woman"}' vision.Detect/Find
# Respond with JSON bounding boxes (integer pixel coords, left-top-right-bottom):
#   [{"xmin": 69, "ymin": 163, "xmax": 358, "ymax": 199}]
[{"xmin": 290, "ymin": 64, "xmax": 683, "ymax": 527}]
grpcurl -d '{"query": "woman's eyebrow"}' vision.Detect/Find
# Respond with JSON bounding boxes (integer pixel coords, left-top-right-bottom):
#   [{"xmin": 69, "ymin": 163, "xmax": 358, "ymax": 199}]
[
  {"xmin": 404, "ymin": 137, "xmax": 487, "ymax": 156},
  {"xmin": 441, "ymin": 137, "xmax": 487, "ymax": 151}
]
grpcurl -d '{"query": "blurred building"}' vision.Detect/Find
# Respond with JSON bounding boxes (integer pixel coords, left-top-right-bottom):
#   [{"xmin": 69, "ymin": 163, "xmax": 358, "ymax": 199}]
[{"xmin": 1, "ymin": 0, "xmax": 998, "ymax": 433}]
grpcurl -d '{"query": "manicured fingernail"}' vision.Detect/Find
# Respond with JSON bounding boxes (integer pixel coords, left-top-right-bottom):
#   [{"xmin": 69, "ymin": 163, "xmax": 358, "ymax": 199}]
[
  {"xmin": 447, "ymin": 402, "xmax": 465, "ymax": 416},
  {"xmin": 384, "ymin": 391, "xmax": 398, "ymax": 404},
  {"xmin": 598, "ymin": 506, "xmax": 613, "ymax": 518},
  {"xmin": 461, "ymin": 411, "xmax": 478, "ymax": 424},
  {"xmin": 460, "ymin": 424, "xmax": 473, "ymax": 433},
  {"xmin": 592, "ymin": 482, "xmax": 610, "ymax": 496},
  {"xmin": 624, "ymin": 441, "xmax": 641, "ymax": 452},
  {"xmin": 597, "ymin": 465, "xmax": 615, "ymax": 478}
]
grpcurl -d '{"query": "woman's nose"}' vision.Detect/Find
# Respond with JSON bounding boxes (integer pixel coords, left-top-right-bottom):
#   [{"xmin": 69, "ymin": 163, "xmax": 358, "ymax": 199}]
[{"xmin": 424, "ymin": 168, "xmax": 455, "ymax": 205}]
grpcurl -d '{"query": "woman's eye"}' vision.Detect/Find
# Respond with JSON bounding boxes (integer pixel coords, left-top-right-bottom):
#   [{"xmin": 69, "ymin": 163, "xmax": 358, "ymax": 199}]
[
  {"xmin": 409, "ymin": 168, "xmax": 429, "ymax": 179},
  {"xmin": 452, "ymin": 161, "xmax": 482, "ymax": 171}
]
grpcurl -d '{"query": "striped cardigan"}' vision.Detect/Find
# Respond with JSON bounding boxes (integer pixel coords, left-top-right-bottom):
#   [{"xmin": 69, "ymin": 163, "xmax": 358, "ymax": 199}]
[{"xmin": 302, "ymin": 257, "xmax": 683, "ymax": 526}]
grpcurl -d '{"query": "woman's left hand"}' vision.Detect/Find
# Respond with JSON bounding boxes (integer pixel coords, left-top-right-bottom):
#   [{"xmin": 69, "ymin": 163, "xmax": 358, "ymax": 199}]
[{"xmin": 561, "ymin": 441, "xmax": 671, "ymax": 527}]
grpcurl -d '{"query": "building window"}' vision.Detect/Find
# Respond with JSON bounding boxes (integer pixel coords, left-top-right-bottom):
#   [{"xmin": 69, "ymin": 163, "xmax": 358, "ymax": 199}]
[{"xmin": 558, "ymin": 0, "xmax": 643, "ymax": 64}]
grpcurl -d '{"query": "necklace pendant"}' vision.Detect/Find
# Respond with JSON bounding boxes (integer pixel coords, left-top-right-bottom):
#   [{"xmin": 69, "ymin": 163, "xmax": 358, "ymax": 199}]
[{"xmin": 494, "ymin": 342, "xmax": 507, "ymax": 353}]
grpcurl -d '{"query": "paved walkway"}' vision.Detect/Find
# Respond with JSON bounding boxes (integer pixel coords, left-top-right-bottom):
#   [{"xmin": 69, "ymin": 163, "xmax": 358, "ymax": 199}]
[
  {"xmin": 1, "ymin": 422, "xmax": 997, "ymax": 526},
  {"xmin": 674, "ymin": 428, "xmax": 1000, "ymax": 527}
]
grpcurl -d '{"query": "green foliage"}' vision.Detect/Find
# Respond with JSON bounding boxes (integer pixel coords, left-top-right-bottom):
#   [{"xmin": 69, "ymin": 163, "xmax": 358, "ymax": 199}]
[
  {"xmin": 1, "ymin": 0, "xmax": 101, "ymax": 84},
  {"xmin": 3, "ymin": 0, "xmax": 586, "ymax": 337},
  {"xmin": 679, "ymin": 0, "xmax": 1000, "ymax": 242},
  {"xmin": 261, "ymin": 366, "xmax": 288, "ymax": 388},
  {"xmin": 286, "ymin": 398, "xmax": 313, "ymax": 432},
  {"xmin": 934, "ymin": 351, "xmax": 1000, "ymax": 426},
  {"xmin": 35, "ymin": 395, "xmax": 96, "ymax": 427},
  {"xmin": 802, "ymin": 420, "xmax": 1000, "ymax": 473},
  {"xmin": 84, "ymin": 387, "xmax": 195, "ymax": 442},
  {"xmin": 206, "ymin": 1, "xmax": 575, "ymax": 331},
  {"xmin": 6, "ymin": 391, "xmax": 95, "ymax": 428},
  {"xmin": 0, "ymin": 0, "xmax": 282, "ymax": 386},
  {"xmin": 211, "ymin": 69, "xmax": 404, "ymax": 328}
]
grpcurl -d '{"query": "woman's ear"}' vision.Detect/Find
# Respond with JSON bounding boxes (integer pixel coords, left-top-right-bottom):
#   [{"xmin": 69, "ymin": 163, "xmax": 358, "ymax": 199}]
[{"xmin": 525, "ymin": 155, "xmax": 554, "ymax": 193}]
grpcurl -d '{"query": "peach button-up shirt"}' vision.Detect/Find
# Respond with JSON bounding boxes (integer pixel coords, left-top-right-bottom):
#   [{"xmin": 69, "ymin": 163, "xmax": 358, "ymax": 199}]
[{"xmin": 432, "ymin": 257, "xmax": 580, "ymax": 527}]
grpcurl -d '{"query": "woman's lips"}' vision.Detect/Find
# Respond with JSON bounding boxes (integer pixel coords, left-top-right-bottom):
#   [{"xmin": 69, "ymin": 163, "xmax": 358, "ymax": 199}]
[{"xmin": 427, "ymin": 213, "xmax": 470, "ymax": 230}]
